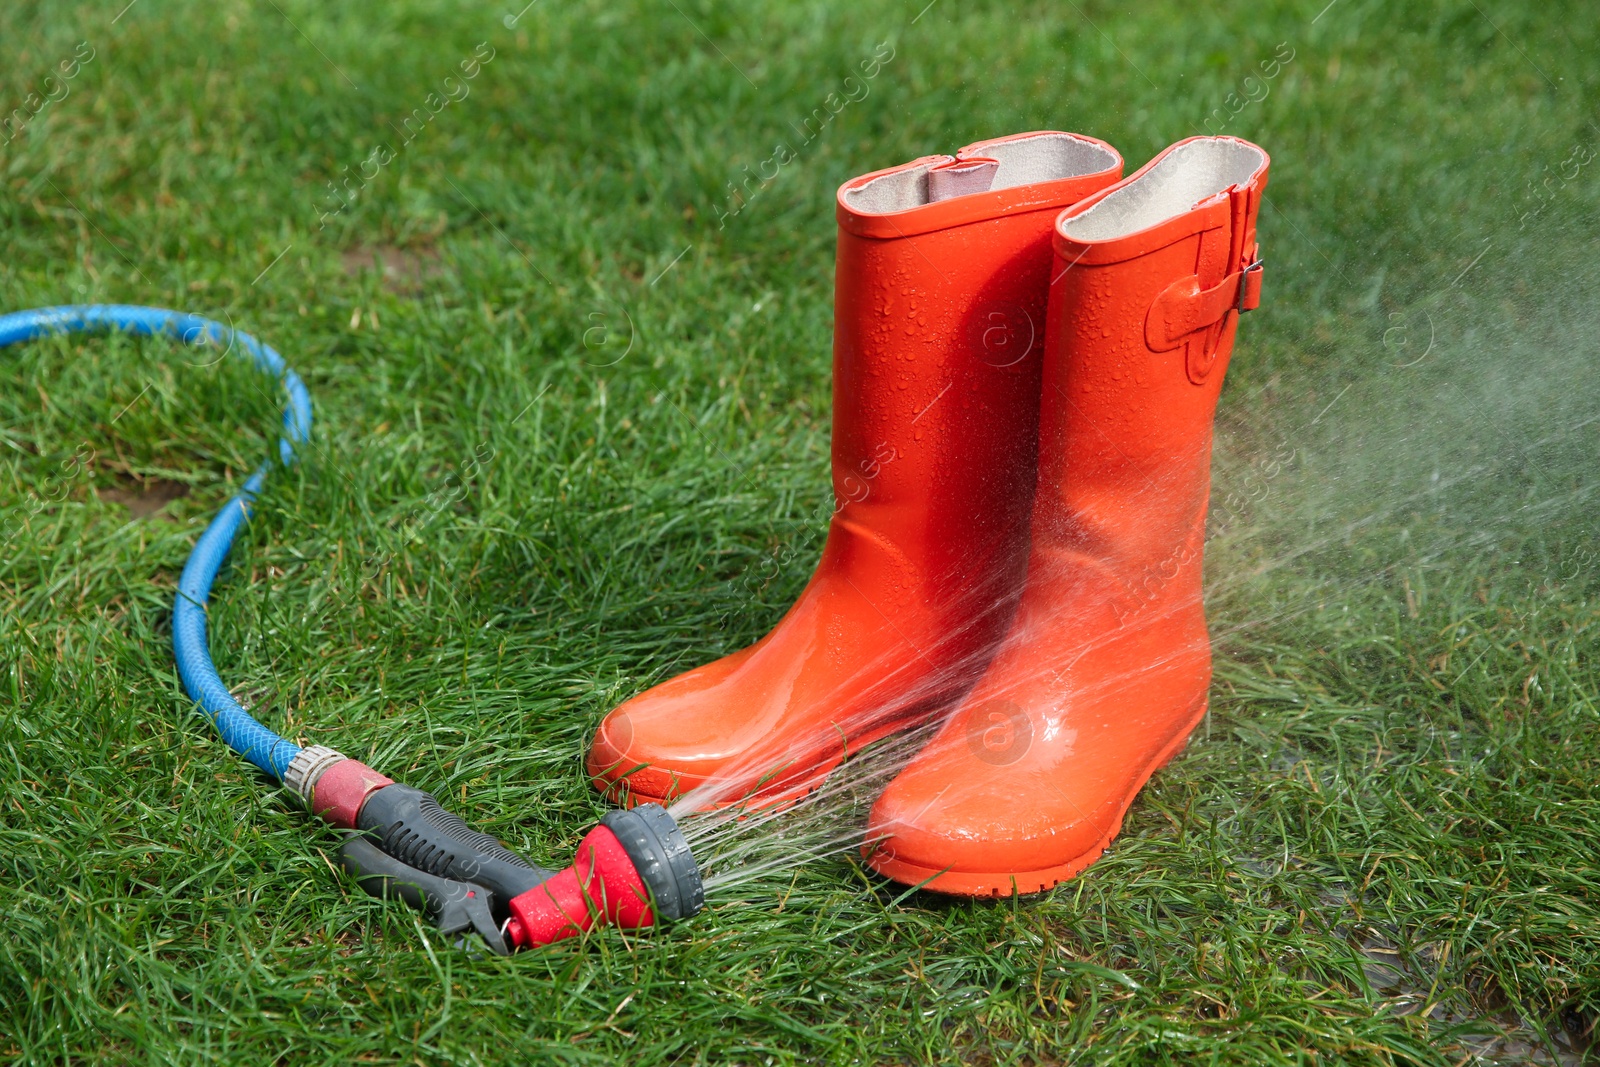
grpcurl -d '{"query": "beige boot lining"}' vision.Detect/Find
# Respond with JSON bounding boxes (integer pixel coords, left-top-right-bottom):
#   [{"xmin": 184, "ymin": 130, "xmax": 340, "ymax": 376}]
[
  {"xmin": 1058, "ymin": 139, "xmax": 1265, "ymax": 243},
  {"xmin": 841, "ymin": 133, "xmax": 1119, "ymax": 215}
]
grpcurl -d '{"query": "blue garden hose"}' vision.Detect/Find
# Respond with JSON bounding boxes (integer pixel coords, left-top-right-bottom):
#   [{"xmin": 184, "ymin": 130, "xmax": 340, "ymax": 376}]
[
  {"xmin": 1, "ymin": 303, "xmax": 709, "ymax": 954},
  {"xmin": 0, "ymin": 304, "xmax": 311, "ymax": 780}
]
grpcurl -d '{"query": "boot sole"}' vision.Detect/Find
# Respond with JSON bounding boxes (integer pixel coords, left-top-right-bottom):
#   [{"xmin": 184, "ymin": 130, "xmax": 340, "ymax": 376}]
[{"xmin": 866, "ymin": 694, "xmax": 1209, "ymax": 897}]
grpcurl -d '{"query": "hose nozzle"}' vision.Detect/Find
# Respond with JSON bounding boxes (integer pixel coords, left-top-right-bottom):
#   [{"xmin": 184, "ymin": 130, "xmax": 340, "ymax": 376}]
[
  {"xmin": 302, "ymin": 746, "xmax": 704, "ymax": 951},
  {"xmin": 505, "ymin": 804, "xmax": 703, "ymax": 948}
]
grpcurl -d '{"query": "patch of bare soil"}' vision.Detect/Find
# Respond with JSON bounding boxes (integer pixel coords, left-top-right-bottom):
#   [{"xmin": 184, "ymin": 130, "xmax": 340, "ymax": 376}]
[
  {"xmin": 98, "ymin": 478, "xmax": 189, "ymax": 520},
  {"xmin": 340, "ymin": 244, "xmax": 442, "ymax": 293}
]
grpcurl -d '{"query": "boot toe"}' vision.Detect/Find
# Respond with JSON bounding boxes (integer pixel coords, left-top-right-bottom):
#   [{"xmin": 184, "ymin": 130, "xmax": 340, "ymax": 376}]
[
  {"xmin": 586, "ymin": 644, "xmax": 801, "ymax": 803},
  {"xmin": 586, "ymin": 711, "xmax": 681, "ymax": 804},
  {"xmin": 864, "ymin": 759, "xmax": 1112, "ymax": 896},
  {"xmin": 586, "ymin": 698, "xmax": 747, "ymax": 804}
]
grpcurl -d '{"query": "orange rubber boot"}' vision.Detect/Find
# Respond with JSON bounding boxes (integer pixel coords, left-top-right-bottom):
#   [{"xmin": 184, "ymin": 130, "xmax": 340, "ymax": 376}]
[
  {"xmin": 589, "ymin": 132, "xmax": 1124, "ymax": 807},
  {"xmin": 866, "ymin": 136, "xmax": 1270, "ymax": 894}
]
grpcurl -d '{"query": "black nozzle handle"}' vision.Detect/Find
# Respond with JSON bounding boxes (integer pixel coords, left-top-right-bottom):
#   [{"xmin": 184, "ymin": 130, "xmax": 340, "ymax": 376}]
[
  {"xmin": 356, "ymin": 784, "xmax": 555, "ymax": 903},
  {"xmin": 338, "ymin": 836, "xmax": 509, "ymax": 955}
]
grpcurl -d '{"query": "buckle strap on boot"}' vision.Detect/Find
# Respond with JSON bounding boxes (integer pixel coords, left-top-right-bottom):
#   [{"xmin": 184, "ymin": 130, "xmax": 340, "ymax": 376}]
[{"xmin": 1145, "ymin": 253, "xmax": 1263, "ymax": 354}]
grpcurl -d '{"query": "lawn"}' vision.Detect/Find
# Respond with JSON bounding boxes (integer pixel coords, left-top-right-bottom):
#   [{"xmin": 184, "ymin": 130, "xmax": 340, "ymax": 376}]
[{"xmin": 2, "ymin": 0, "xmax": 1598, "ymax": 1063}]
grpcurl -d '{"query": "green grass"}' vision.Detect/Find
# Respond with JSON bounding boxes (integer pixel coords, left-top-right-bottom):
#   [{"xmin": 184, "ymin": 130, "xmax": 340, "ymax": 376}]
[{"xmin": 3, "ymin": 0, "xmax": 1598, "ymax": 1062}]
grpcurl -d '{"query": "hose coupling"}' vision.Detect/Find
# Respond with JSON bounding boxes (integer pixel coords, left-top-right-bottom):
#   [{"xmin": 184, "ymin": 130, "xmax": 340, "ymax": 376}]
[{"xmin": 283, "ymin": 745, "xmax": 346, "ymax": 806}]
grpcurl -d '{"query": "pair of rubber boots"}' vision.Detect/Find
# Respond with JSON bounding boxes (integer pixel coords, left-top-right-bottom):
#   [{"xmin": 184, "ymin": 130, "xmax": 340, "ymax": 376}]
[{"xmin": 589, "ymin": 131, "xmax": 1270, "ymax": 895}]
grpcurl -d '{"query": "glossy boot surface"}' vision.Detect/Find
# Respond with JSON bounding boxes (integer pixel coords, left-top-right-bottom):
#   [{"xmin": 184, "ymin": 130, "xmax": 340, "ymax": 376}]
[
  {"xmin": 589, "ymin": 132, "xmax": 1124, "ymax": 808},
  {"xmin": 867, "ymin": 137, "xmax": 1270, "ymax": 894}
]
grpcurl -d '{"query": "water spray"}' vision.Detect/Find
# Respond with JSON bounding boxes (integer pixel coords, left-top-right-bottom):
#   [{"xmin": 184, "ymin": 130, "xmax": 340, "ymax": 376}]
[{"xmin": 0, "ymin": 305, "xmax": 705, "ymax": 954}]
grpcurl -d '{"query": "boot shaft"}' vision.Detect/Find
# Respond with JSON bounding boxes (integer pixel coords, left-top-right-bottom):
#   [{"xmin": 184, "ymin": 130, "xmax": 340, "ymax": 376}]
[
  {"xmin": 830, "ymin": 132, "xmax": 1122, "ymax": 590},
  {"xmin": 1035, "ymin": 137, "xmax": 1269, "ymax": 592}
]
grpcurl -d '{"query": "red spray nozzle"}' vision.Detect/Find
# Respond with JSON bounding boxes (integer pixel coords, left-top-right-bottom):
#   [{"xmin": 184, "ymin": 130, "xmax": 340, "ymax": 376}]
[
  {"xmin": 504, "ymin": 824, "xmax": 648, "ymax": 946},
  {"xmin": 505, "ymin": 805, "xmax": 704, "ymax": 948}
]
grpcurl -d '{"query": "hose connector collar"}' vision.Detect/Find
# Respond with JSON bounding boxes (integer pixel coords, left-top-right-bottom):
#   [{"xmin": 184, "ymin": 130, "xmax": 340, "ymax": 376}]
[{"xmin": 284, "ymin": 745, "xmax": 346, "ymax": 807}]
